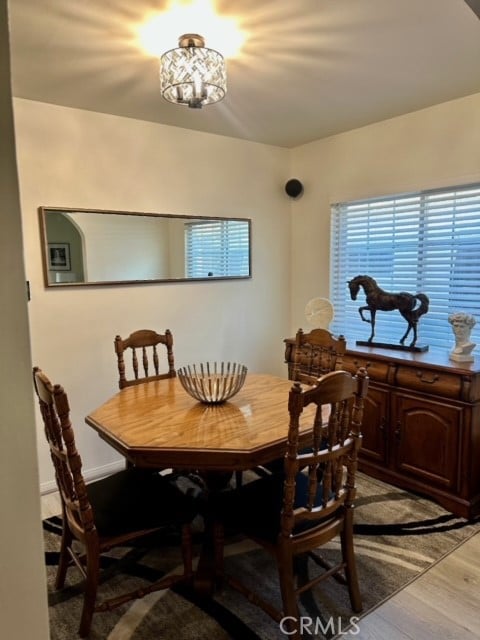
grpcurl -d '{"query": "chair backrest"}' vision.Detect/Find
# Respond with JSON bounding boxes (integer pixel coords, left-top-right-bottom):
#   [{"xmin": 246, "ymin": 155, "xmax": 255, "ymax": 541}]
[
  {"xmin": 281, "ymin": 367, "xmax": 369, "ymax": 538},
  {"xmin": 292, "ymin": 327, "xmax": 346, "ymax": 383},
  {"xmin": 114, "ymin": 329, "xmax": 176, "ymax": 389},
  {"xmin": 33, "ymin": 367, "xmax": 95, "ymax": 543}
]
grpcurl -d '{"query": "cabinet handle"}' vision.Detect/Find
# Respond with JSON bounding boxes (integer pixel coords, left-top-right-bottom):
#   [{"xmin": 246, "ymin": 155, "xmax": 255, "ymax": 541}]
[
  {"xmin": 416, "ymin": 371, "xmax": 439, "ymax": 384},
  {"xmin": 379, "ymin": 416, "xmax": 386, "ymax": 432},
  {"xmin": 395, "ymin": 421, "xmax": 401, "ymax": 440}
]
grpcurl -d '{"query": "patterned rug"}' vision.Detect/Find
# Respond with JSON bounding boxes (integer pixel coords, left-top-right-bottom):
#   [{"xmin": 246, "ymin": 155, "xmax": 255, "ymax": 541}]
[{"xmin": 43, "ymin": 473, "xmax": 480, "ymax": 639}]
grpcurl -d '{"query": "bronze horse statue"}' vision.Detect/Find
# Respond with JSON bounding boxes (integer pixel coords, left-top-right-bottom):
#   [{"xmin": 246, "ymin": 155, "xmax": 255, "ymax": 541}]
[{"xmin": 348, "ymin": 275, "xmax": 429, "ymax": 347}]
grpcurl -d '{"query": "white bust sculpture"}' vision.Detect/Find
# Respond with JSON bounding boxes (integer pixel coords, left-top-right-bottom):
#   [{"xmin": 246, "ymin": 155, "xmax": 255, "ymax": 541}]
[{"xmin": 448, "ymin": 312, "xmax": 476, "ymax": 362}]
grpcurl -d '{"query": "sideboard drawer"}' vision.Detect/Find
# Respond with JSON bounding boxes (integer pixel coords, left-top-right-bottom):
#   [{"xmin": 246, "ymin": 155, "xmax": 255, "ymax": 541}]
[
  {"xmin": 342, "ymin": 354, "xmax": 389, "ymax": 382},
  {"xmin": 395, "ymin": 365, "xmax": 462, "ymax": 400}
]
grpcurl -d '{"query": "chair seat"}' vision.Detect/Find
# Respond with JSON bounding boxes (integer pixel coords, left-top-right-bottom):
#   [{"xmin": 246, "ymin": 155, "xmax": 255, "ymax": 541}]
[
  {"xmin": 217, "ymin": 472, "xmax": 326, "ymax": 543},
  {"xmin": 87, "ymin": 469, "xmax": 197, "ymax": 538},
  {"xmin": 260, "ymin": 443, "xmax": 326, "ymax": 477}
]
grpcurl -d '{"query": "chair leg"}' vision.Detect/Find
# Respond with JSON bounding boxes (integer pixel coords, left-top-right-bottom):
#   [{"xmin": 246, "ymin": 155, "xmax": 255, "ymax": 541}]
[
  {"xmin": 55, "ymin": 520, "xmax": 73, "ymax": 589},
  {"xmin": 341, "ymin": 509, "xmax": 362, "ymax": 613},
  {"xmin": 181, "ymin": 523, "xmax": 194, "ymax": 582},
  {"xmin": 213, "ymin": 520, "xmax": 225, "ymax": 588},
  {"xmin": 277, "ymin": 549, "xmax": 301, "ymax": 640},
  {"xmin": 78, "ymin": 546, "xmax": 100, "ymax": 638}
]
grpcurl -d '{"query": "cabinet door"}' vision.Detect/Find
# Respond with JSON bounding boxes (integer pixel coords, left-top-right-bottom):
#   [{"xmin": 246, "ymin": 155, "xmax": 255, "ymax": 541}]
[
  {"xmin": 359, "ymin": 384, "xmax": 389, "ymax": 465},
  {"xmin": 392, "ymin": 393, "xmax": 461, "ymax": 490}
]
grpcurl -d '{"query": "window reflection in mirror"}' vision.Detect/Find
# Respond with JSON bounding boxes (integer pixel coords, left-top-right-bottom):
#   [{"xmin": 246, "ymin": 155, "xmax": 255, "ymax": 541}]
[{"xmin": 39, "ymin": 207, "xmax": 251, "ymax": 287}]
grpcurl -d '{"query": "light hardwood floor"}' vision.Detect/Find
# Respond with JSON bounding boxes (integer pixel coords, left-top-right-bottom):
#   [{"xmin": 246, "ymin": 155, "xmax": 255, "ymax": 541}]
[
  {"xmin": 41, "ymin": 491, "xmax": 480, "ymax": 639},
  {"xmin": 41, "ymin": 490, "xmax": 62, "ymax": 520},
  {"xmin": 342, "ymin": 530, "xmax": 480, "ymax": 639}
]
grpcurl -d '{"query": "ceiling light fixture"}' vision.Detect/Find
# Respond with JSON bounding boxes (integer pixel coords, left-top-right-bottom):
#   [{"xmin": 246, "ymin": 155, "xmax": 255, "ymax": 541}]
[{"xmin": 160, "ymin": 33, "xmax": 226, "ymax": 109}]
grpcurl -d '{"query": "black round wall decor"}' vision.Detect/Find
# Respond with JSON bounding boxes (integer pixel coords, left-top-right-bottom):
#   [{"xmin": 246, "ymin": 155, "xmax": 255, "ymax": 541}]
[{"xmin": 285, "ymin": 178, "xmax": 304, "ymax": 199}]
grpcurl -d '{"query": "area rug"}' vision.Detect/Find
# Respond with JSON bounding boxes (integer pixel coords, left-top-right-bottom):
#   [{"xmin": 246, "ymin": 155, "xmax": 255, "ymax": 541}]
[{"xmin": 43, "ymin": 473, "xmax": 479, "ymax": 639}]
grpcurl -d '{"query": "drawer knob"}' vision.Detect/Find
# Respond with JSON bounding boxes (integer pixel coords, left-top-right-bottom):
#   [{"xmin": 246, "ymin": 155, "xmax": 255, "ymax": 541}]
[
  {"xmin": 354, "ymin": 360, "xmax": 371, "ymax": 369},
  {"xmin": 416, "ymin": 371, "xmax": 439, "ymax": 384}
]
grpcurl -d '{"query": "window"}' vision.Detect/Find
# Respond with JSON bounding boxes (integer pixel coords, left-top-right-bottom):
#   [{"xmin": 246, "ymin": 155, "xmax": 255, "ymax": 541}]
[
  {"xmin": 330, "ymin": 184, "xmax": 480, "ymax": 350},
  {"xmin": 185, "ymin": 219, "xmax": 250, "ymax": 278}
]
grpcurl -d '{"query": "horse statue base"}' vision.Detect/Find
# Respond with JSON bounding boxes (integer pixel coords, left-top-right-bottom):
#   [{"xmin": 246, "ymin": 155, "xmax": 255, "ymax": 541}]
[{"xmin": 356, "ymin": 340, "xmax": 429, "ymax": 353}]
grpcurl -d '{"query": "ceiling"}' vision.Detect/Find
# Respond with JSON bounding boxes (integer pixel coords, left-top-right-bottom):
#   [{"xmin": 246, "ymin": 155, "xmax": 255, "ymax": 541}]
[{"xmin": 8, "ymin": 0, "xmax": 480, "ymax": 148}]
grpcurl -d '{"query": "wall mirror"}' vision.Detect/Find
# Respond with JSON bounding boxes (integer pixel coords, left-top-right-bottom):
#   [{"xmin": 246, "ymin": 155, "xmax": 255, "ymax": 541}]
[{"xmin": 39, "ymin": 207, "xmax": 251, "ymax": 287}]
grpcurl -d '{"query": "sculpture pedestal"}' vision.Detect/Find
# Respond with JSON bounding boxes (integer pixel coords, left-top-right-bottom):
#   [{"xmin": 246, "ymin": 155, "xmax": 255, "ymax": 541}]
[
  {"xmin": 449, "ymin": 352, "xmax": 474, "ymax": 363},
  {"xmin": 356, "ymin": 340, "xmax": 429, "ymax": 353}
]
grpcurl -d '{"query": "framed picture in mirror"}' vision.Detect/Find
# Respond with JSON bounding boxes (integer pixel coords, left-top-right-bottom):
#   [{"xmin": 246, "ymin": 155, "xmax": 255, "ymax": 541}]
[{"xmin": 48, "ymin": 242, "xmax": 71, "ymax": 271}]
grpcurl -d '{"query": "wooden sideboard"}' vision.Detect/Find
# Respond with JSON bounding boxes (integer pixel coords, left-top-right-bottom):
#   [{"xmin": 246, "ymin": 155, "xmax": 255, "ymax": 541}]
[{"xmin": 284, "ymin": 338, "xmax": 480, "ymax": 519}]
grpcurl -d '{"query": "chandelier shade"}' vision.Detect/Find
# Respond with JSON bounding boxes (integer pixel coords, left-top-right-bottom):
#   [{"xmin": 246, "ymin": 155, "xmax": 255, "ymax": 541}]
[{"xmin": 160, "ymin": 34, "xmax": 227, "ymax": 109}]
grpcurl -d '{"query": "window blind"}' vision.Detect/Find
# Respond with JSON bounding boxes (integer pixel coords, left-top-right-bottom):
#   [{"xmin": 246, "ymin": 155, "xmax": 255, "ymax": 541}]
[
  {"xmin": 330, "ymin": 184, "xmax": 480, "ymax": 351},
  {"xmin": 185, "ymin": 220, "xmax": 250, "ymax": 278}
]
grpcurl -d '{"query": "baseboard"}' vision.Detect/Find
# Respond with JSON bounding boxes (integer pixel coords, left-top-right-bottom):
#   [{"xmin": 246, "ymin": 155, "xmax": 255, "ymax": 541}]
[{"xmin": 40, "ymin": 459, "xmax": 125, "ymax": 495}]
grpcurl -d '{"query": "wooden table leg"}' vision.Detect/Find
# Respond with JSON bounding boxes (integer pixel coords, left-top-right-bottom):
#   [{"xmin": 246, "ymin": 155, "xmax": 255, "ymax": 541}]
[{"xmin": 193, "ymin": 471, "xmax": 231, "ymax": 596}]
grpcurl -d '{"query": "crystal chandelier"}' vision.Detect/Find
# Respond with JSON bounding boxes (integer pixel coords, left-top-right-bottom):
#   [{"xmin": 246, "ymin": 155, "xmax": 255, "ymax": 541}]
[{"xmin": 160, "ymin": 34, "xmax": 227, "ymax": 109}]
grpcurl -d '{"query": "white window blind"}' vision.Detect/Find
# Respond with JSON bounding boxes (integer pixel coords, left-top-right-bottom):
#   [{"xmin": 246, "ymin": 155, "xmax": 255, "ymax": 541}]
[
  {"xmin": 330, "ymin": 184, "xmax": 480, "ymax": 350},
  {"xmin": 185, "ymin": 219, "xmax": 250, "ymax": 278}
]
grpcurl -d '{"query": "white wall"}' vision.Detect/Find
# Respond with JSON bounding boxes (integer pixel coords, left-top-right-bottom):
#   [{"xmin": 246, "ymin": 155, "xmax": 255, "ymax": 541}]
[
  {"xmin": 0, "ymin": 1, "xmax": 50, "ymax": 637},
  {"xmin": 289, "ymin": 92, "xmax": 480, "ymax": 334},
  {"xmin": 13, "ymin": 99, "xmax": 291, "ymax": 490}
]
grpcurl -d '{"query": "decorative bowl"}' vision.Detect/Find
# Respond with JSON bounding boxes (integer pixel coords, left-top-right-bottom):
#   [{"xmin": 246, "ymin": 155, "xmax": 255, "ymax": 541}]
[{"xmin": 177, "ymin": 362, "xmax": 247, "ymax": 404}]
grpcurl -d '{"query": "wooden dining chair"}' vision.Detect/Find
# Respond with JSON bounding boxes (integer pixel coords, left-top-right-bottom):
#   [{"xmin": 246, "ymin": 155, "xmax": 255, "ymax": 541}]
[
  {"xmin": 247, "ymin": 327, "xmax": 348, "ymax": 485},
  {"xmin": 214, "ymin": 367, "xmax": 369, "ymax": 640},
  {"xmin": 292, "ymin": 327, "xmax": 346, "ymax": 383},
  {"xmin": 114, "ymin": 328, "xmax": 176, "ymax": 389},
  {"xmin": 33, "ymin": 367, "xmax": 196, "ymax": 638}
]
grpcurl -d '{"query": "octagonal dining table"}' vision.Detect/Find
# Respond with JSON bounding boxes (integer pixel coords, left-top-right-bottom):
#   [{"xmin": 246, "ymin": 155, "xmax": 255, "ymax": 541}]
[{"xmin": 85, "ymin": 373, "xmax": 317, "ymax": 594}]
